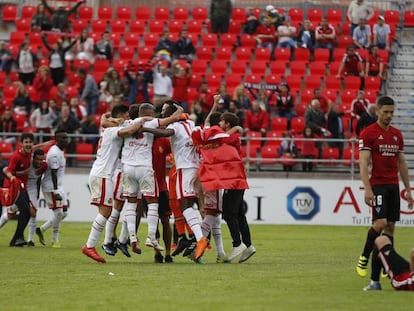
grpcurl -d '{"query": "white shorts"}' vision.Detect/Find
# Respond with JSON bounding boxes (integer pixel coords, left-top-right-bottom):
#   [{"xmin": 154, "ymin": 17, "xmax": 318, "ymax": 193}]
[
  {"xmin": 112, "ymin": 167, "xmax": 124, "ymax": 202},
  {"xmin": 176, "ymin": 168, "xmax": 200, "ymax": 200},
  {"xmin": 43, "ymin": 190, "xmax": 67, "ymax": 210},
  {"xmin": 89, "ymin": 175, "xmax": 113, "ymax": 208},
  {"xmin": 122, "ymin": 164, "xmax": 158, "ymax": 199},
  {"xmin": 204, "ymin": 190, "xmax": 223, "ymax": 212},
  {"xmin": 27, "ymin": 188, "xmax": 39, "ymax": 210}
]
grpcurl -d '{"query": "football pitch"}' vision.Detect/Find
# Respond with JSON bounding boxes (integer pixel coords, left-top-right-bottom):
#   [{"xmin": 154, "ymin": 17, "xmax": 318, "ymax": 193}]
[{"xmin": 0, "ymin": 223, "xmax": 412, "ymax": 310}]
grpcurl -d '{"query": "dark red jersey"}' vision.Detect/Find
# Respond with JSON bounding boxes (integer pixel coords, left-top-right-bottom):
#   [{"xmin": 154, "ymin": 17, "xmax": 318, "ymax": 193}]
[
  {"xmin": 152, "ymin": 137, "xmax": 171, "ymax": 192},
  {"xmin": 392, "ymin": 272, "xmax": 414, "ymax": 291},
  {"xmin": 359, "ymin": 122, "xmax": 403, "ymax": 186},
  {"xmin": 342, "ymin": 52, "xmax": 363, "ymax": 75},
  {"xmin": 4, "ymin": 149, "xmax": 32, "ymax": 190}
]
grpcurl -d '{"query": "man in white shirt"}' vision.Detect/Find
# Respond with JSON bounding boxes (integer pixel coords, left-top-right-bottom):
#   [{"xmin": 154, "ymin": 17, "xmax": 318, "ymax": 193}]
[
  {"xmin": 152, "ymin": 62, "xmax": 173, "ymax": 111},
  {"xmin": 353, "ymin": 18, "xmax": 371, "ymax": 49},
  {"xmin": 348, "ymin": 0, "xmax": 374, "ymax": 35},
  {"xmin": 36, "ymin": 130, "xmax": 68, "ymax": 248},
  {"xmin": 277, "ymin": 16, "xmax": 297, "ymax": 49},
  {"xmin": 118, "ymin": 103, "xmax": 183, "ymax": 257},
  {"xmin": 373, "ymin": 16, "xmax": 391, "ymax": 50}
]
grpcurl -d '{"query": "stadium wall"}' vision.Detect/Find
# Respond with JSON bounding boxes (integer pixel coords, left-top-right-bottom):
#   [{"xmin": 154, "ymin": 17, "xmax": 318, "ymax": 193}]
[{"xmin": 34, "ymin": 173, "xmax": 414, "ymax": 226}]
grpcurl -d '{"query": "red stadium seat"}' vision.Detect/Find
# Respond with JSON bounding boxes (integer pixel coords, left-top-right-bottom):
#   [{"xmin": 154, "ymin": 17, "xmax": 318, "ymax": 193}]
[
  {"xmin": 240, "ymin": 145, "xmax": 258, "ymax": 164},
  {"xmin": 404, "ymin": 11, "xmax": 414, "ymax": 27},
  {"xmin": 78, "ymin": 6, "xmax": 93, "ymax": 21},
  {"xmin": 322, "ymin": 147, "xmax": 340, "ymax": 166},
  {"xmin": 210, "ymin": 60, "xmax": 228, "ymax": 74},
  {"xmin": 254, "ymin": 47, "xmax": 272, "ymax": 61},
  {"xmin": 148, "ymin": 20, "xmax": 165, "ymax": 34},
  {"xmin": 235, "ymin": 47, "xmax": 252, "ymax": 60},
  {"xmin": 295, "ymin": 102, "xmax": 309, "ymax": 117},
  {"xmin": 260, "ymin": 145, "xmax": 279, "ymax": 166},
  {"xmin": 14, "ymin": 114, "xmax": 26, "ymax": 132},
  {"xmin": 112, "ymin": 59, "xmax": 127, "ymax": 73},
  {"xmin": 116, "ymin": 6, "xmax": 132, "ymax": 21},
  {"xmin": 313, "ymin": 48, "xmax": 330, "ymax": 62},
  {"xmin": 187, "ymin": 20, "xmax": 203, "ymax": 34},
  {"xmin": 365, "ymin": 76, "xmax": 381, "ymax": 91},
  {"xmin": 325, "ymin": 76, "xmax": 341, "ymax": 90},
  {"xmin": 0, "ymin": 142, "xmax": 13, "ymax": 160},
  {"xmin": 285, "ymin": 75, "xmax": 303, "ymax": 90},
  {"xmin": 340, "ymin": 89, "xmax": 357, "ymax": 105},
  {"xmin": 204, "ymin": 73, "xmax": 223, "ymax": 89},
  {"xmin": 265, "ymin": 131, "xmax": 283, "ymax": 147},
  {"xmin": 21, "ymin": 5, "xmax": 36, "ymax": 19},
  {"xmin": 307, "ymin": 8, "xmax": 323, "ymax": 24},
  {"xmin": 2, "ymin": 5, "xmax": 18, "ymax": 22},
  {"xmin": 245, "ymin": 74, "xmax": 262, "ymax": 84},
  {"xmin": 154, "ymin": 7, "xmax": 170, "ymax": 21},
  {"xmin": 228, "ymin": 20, "xmax": 242, "ymax": 34},
  {"xmin": 201, "ymin": 33, "xmax": 219, "ymax": 48},
  {"xmin": 197, "ymin": 46, "xmax": 214, "ymax": 61},
  {"xmin": 239, "ymin": 34, "xmax": 257, "ymax": 48},
  {"xmin": 245, "ymin": 131, "xmax": 262, "ymax": 150},
  {"xmin": 288, "ymin": 8, "xmax": 304, "ymax": 23},
  {"xmin": 274, "ymin": 48, "xmax": 291, "ymax": 61},
  {"xmin": 226, "ymin": 74, "xmax": 244, "ymax": 89},
  {"xmin": 118, "ymin": 46, "xmax": 135, "ymax": 60},
  {"xmin": 232, "ymin": 7, "xmax": 246, "ymax": 22},
  {"xmin": 294, "ymin": 48, "xmax": 311, "ymax": 62},
  {"xmin": 384, "ymin": 10, "xmax": 400, "ymax": 27},
  {"xmin": 2, "ymin": 84, "xmax": 18, "ymax": 101},
  {"xmin": 309, "ymin": 61, "xmax": 327, "ymax": 76},
  {"xmin": 143, "ymin": 33, "xmax": 160, "ymax": 47},
  {"xmin": 129, "ymin": 20, "xmax": 146, "ymax": 34},
  {"xmin": 91, "ymin": 19, "xmax": 108, "ymax": 33},
  {"xmin": 72, "ymin": 19, "xmax": 88, "ymax": 34},
  {"xmin": 304, "ymin": 76, "xmax": 322, "ymax": 89},
  {"xmin": 321, "ymin": 89, "xmax": 337, "ymax": 102},
  {"xmin": 111, "ymin": 20, "xmax": 126, "ymax": 34},
  {"xmin": 265, "ymin": 74, "xmax": 282, "ymax": 85},
  {"xmin": 109, "ymin": 33, "xmax": 121, "ymax": 48},
  {"xmin": 269, "ymin": 61, "xmax": 287, "ymax": 76},
  {"xmin": 332, "ymin": 48, "xmax": 346, "ymax": 62},
  {"xmin": 343, "ymin": 76, "xmax": 361, "ymax": 90},
  {"xmin": 74, "ymin": 59, "xmax": 91, "ymax": 71},
  {"xmin": 215, "ymin": 46, "xmax": 233, "ymax": 60},
  {"xmin": 230, "ymin": 60, "xmax": 248, "ymax": 74},
  {"xmin": 15, "ymin": 18, "xmax": 31, "ymax": 32},
  {"xmin": 300, "ymin": 89, "xmax": 314, "ymax": 104},
  {"xmin": 290, "ymin": 61, "xmax": 307, "ymax": 76},
  {"xmin": 337, "ymin": 35, "xmax": 353, "ymax": 48},
  {"xmin": 135, "ymin": 6, "xmax": 151, "ymax": 20},
  {"xmin": 124, "ymin": 33, "xmax": 140, "ymax": 47},
  {"xmin": 98, "ymin": 6, "xmax": 112, "ymax": 20},
  {"xmin": 271, "ymin": 117, "xmax": 288, "ymax": 131},
  {"xmin": 192, "ymin": 7, "xmax": 208, "ymax": 21},
  {"xmin": 173, "ymin": 7, "xmax": 189, "ymax": 21},
  {"xmin": 10, "ymin": 31, "xmax": 26, "ymax": 46},
  {"xmin": 364, "ymin": 90, "xmax": 377, "ymax": 103},
  {"xmin": 290, "ymin": 116, "xmax": 306, "ymax": 133},
  {"xmin": 137, "ymin": 46, "xmax": 155, "ymax": 60},
  {"xmin": 343, "ymin": 146, "xmax": 359, "ymax": 166},
  {"xmin": 76, "ymin": 143, "xmax": 95, "ymax": 162},
  {"xmin": 250, "ymin": 61, "xmax": 267, "ymax": 75},
  {"xmin": 168, "ymin": 20, "xmax": 184, "ymax": 33},
  {"xmin": 93, "ymin": 59, "xmax": 110, "ymax": 72},
  {"xmin": 327, "ymin": 9, "xmax": 343, "ymax": 24},
  {"xmin": 191, "ymin": 60, "xmax": 209, "ymax": 75}
]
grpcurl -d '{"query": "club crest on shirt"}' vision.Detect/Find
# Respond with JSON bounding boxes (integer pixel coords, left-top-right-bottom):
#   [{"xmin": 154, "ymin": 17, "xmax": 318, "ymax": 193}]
[{"xmin": 378, "ymin": 135, "xmax": 384, "ymax": 140}]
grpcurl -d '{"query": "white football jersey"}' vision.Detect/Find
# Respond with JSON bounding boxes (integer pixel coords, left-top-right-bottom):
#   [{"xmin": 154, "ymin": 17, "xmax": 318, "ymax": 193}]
[
  {"xmin": 42, "ymin": 145, "xmax": 66, "ymax": 193},
  {"xmin": 90, "ymin": 126, "xmax": 124, "ymax": 178},
  {"xmin": 167, "ymin": 120, "xmax": 201, "ymax": 169},
  {"xmin": 122, "ymin": 118, "xmax": 160, "ymax": 167}
]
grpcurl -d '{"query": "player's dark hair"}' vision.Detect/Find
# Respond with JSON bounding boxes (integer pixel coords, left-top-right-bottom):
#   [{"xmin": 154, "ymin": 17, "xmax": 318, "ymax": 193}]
[
  {"xmin": 209, "ymin": 112, "xmax": 222, "ymax": 126},
  {"xmin": 111, "ymin": 104, "xmax": 129, "ymax": 118},
  {"xmin": 377, "ymin": 96, "xmax": 395, "ymax": 108},
  {"xmin": 21, "ymin": 133, "xmax": 34, "ymax": 142},
  {"xmin": 163, "ymin": 100, "xmax": 179, "ymax": 117},
  {"xmin": 221, "ymin": 112, "xmax": 239, "ymax": 128},
  {"xmin": 128, "ymin": 104, "xmax": 140, "ymax": 119},
  {"xmin": 55, "ymin": 129, "xmax": 66, "ymax": 136},
  {"xmin": 139, "ymin": 103, "xmax": 155, "ymax": 116},
  {"xmin": 33, "ymin": 149, "xmax": 45, "ymax": 158}
]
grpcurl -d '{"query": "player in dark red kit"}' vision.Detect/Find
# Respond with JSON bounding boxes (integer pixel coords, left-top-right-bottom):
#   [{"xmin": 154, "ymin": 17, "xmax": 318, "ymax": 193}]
[
  {"xmin": 374, "ymin": 235, "xmax": 414, "ymax": 291},
  {"xmin": 356, "ymin": 96, "xmax": 413, "ymax": 290}
]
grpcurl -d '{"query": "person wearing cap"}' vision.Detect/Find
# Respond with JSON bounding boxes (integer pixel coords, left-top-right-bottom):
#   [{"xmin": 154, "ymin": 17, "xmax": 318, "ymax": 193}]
[
  {"xmin": 373, "ymin": 16, "xmax": 391, "ymax": 50},
  {"xmin": 277, "ymin": 16, "xmax": 297, "ymax": 49},
  {"xmin": 210, "ymin": 0, "xmax": 233, "ymax": 34},
  {"xmin": 260, "ymin": 5, "xmax": 280, "ymax": 26},
  {"xmin": 347, "ymin": 0, "xmax": 374, "ymax": 36},
  {"xmin": 353, "ymin": 18, "xmax": 371, "ymax": 49}
]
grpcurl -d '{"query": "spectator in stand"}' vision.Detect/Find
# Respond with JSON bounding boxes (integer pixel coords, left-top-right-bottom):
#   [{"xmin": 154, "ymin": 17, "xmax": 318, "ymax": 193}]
[
  {"xmin": 42, "ymin": 34, "xmax": 77, "ymax": 85},
  {"xmin": 54, "ymin": 102, "xmax": 80, "ymax": 166},
  {"xmin": 277, "ymin": 16, "xmax": 297, "ymax": 50},
  {"xmin": 76, "ymin": 29, "xmax": 95, "ymax": 64},
  {"xmin": 0, "ymin": 109, "xmax": 17, "ymax": 144},
  {"xmin": 29, "ymin": 100, "xmax": 57, "ymax": 142},
  {"xmin": 31, "ymin": 2, "xmax": 52, "ymax": 31},
  {"xmin": 315, "ymin": 17, "xmax": 336, "ymax": 61},
  {"xmin": 242, "ymin": 7, "xmax": 260, "ymax": 35},
  {"xmin": 300, "ymin": 126, "xmax": 317, "ymax": 172},
  {"xmin": 278, "ymin": 130, "xmax": 297, "ymax": 171},
  {"xmin": 105, "ymin": 68, "xmax": 126, "ymax": 99},
  {"xmin": 347, "ymin": 0, "xmax": 374, "ymax": 36},
  {"xmin": 42, "ymin": 0, "xmax": 83, "ymax": 32},
  {"xmin": 209, "ymin": 0, "xmax": 233, "ymax": 34},
  {"xmin": 80, "ymin": 115, "xmax": 99, "ymax": 151},
  {"xmin": 32, "ymin": 65, "xmax": 54, "ymax": 109},
  {"xmin": 196, "ymin": 81, "xmax": 214, "ymax": 114},
  {"xmin": 373, "ymin": 16, "xmax": 391, "ymax": 50},
  {"xmin": 228, "ymin": 99, "xmax": 244, "ymax": 126},
  {"xmin": 78, "ymin": 68, "xmax": 100, "ymax": 115},
  {"xmin": 155, "ymin": 31, "xmax": 176, "ymax": 64},
  {"xmin": 172, "ymin": 61, "xmax": 192, "ymax": 111},
  {"xmin": 217, "ymin": 84, "xmax": 232, "ymax": 111},
  {"xmin": 260, "ymin": 5, "xmax": 281, "ymax": 28},
  {"xmin": 233, "ymin": 84, "xmax": 251, "ymax": 111},
  {"xmin": 94, "ymin": 31, "xmax": 113, "ymax": 61},
  {"xmin": 13, "ymin": 82, "xmax": 32, "ymax": 116},
  {"xmin": 98, "ymin": 71, "xmax": 112, "ymax": 104},
  {"xmin": 152, "ymin": 60, "xmax": 173, "ymax": 111},
  {"xmin": 124, "ymin": 62, "xmax": 151, "ymax": 105},
  {"xmin": 365, "ymin": 44, "xmax": 385, "ymax": 79},
  {"xmin": 355, "ymin": 103, "xmax": 377, "ymax": 136},
  {"xmin": 243, "ymin": 101, "xmax": 269, "ymax": 136},
  {"xmin": 350, "ymin": 90, "xmax": 370, "ymax": 124},
  {"xmin": 54, "ymin": 83, "xmax": 69, "ymax": 106},
  {"xmin": 254, "ymin": 15, "xmax": 277, "ymax": 51},
  {"xmin": 327, "ymin": 103, "xmax": 346, "ymax": 159},
  {"xmin": 353, "ymin": 18, "xmax": 371, "ymax": 49},
  {"xmin": 0, "ymin": 41, "xmax": 13, "ymax": 73},
  {"xmin": 336, "ymin": 45, "xmax": 365, "ymax": 89},
  {"xmin": 275, "ymin": 82, "xmax": 295, "ymax": 121},
  {"xmin": 189, "ymin": 100, "xmax": 206, "ymax": 126},
  {"xmin": 174, "ymin": 29, "xmax": 196, "ymax": 63},
  {"xmin": 16, "ymin": 42, "xmax": 39, "ymax": 85},
  {"xmin": 69, "ymin": 97, "xmax": 88, "ymax": 122},
  {"xmin": 304, "ymin": 99, "xmax": 326, "ymax": 158},
  {"xmin": 313, "ymin": 88, "xmax": 333, "ymax": 115},
  {"xmin": 297, "ymin": 20, "xmax": 315, "ymax": 50}
]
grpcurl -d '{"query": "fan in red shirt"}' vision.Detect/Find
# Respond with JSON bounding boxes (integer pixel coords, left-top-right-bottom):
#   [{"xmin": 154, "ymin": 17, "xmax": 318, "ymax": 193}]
[
  {"xmin": 254, "ymin": 16, "xmax": 277, "ymax": 51},
  {"xmin": 172, "ymin": 61, "xmax": 192, "ymax": 112},
  {"xmin": 356, "ymin": 96, "xmax": 413, "ymax": 291},
  {"xmin": 365, "ymin": 45, "xmax": 385, "ymax": 78},
  {"xmin": 350, "ymin": 90, "xmax": 370, "ymax": 119},
  {"xmin": 336, "ymin": 45, "xmax": 364, "ymax": 81},
  {"xmin": 243, "ymin": 101, "xmax": 269, "ymax": 135}
]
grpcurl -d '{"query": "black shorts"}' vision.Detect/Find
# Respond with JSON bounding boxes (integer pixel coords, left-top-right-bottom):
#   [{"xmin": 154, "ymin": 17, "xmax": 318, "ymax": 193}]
[
  {"xmin": 372, "ymin": 184, "xmax": 400, "ymax": 222},
  {"xmin": 378, "ymin": 244, "xmax": 410, "ymax": 277}
]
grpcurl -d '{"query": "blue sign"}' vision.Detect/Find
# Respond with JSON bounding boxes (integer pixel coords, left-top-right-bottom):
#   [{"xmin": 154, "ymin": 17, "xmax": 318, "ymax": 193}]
[{"xmin": 287, "ymin": 187, "xmax": 320, "ymax": 220}]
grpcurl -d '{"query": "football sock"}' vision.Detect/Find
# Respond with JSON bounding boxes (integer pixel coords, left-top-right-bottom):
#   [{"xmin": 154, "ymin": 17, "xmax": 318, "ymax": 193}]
[
  {"xmin": 41, "ymin": 208, "xmax": 63, "ymax": 232},
  {"xmin": 0, "ymin": 212, "xmax": 9, "ymax": 229},
  {"xmin": 104, "ymin": 209, "xmax": 120, "ymax": 244},
  {"xmin": 28, "ymin": 216, "xmax": 36, "ymax": 242},
  {"xmin": 371, "ymin": 248, "xmax": 381, "ymax": 282},
  {"xmin": 86, "ymin": 213, "xmax": 107, "ymax": 248},
  {"xmin": 124, "ymin": 201, "xmax": 137, "ymax": 243},
  {"xmin": 201, "ymin": 217, "xmax": 211, "ymax": 237},
  {"xmin": 211, "ymin": 214, "xmax": 225, "ymax": 257},
  {"xmin": 52, "ymin": 209, "xmax": 65, "ymax": 243},
  {"xmin": 118, "ymin": 220, "xmax": 128, "ymax": 244},
  {"xmin": 362, "ymin": 227, "xmax": 380, "ymax": 258},
  {"xmin": 147, "ymin": 203, "xmax": 159, "ymax": 239},
  {"xmin": 182, "ymin": 208, "xmax": 203, "ymax": 241}
]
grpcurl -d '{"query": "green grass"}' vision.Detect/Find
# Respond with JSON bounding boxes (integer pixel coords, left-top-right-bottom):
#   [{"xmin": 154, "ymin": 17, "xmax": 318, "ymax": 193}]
[{"xmin": 0, "ymin": 223, "xmax": 413, "ymax": 310}]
